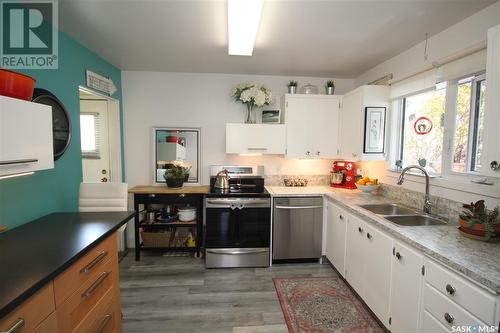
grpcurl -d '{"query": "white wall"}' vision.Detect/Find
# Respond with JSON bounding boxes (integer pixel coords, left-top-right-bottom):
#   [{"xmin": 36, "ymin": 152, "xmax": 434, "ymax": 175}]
[
  {"xmin": 122, "ymin": 71, "xmax": 355, "ymax": 186},
  {"xmin": 355, "ymin": 2, "xmax": 500, "ymax": 86},
  {"xmin": 355, "ymin": 2, "xmax": 500, "ymax": 206}
]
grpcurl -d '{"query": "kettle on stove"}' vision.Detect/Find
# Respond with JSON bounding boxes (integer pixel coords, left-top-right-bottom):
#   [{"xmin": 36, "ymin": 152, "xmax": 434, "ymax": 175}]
[{"xmin": 214, "ymin": 169, "xmax": 230, "ymax": 189}]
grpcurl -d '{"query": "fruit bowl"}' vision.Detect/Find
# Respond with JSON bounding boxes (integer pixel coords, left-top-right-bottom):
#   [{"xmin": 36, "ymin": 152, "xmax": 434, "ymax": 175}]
[{"xmin": 355, "ymin": 184, "xmax": 381, "ymax": 193}]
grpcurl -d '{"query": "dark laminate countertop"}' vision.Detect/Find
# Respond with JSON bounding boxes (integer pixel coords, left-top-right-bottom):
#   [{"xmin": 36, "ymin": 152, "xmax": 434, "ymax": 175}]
[{"xmin": 0, "ymin": 211, "xmax": 135, "ymax": 318}]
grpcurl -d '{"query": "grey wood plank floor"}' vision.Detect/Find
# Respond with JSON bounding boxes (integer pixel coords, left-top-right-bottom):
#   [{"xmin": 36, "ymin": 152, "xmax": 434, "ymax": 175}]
[{"xmin": 119, "ymin": 253, "xmax": 336, "ymax": 333}]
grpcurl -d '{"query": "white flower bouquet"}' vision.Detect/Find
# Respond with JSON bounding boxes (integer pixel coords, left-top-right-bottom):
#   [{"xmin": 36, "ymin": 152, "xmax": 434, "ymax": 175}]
[{"xmin": 231, "ymin": 82, "xmax": 272, "ymax": 123}]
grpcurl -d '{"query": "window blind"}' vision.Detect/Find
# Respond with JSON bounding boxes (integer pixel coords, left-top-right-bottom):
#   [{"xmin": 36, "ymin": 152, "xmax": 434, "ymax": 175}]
[{"xmin": 390, "ymin": 48, "xmax": 486, "ymax": 99}]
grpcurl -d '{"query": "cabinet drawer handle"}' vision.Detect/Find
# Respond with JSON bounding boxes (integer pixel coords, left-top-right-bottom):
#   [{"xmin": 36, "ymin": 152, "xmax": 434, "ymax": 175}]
[
  {"xmin": 445, "ymin": 284, "xmax": 456, "ymax": 295},
  {"xmin": 444, "ymin": 312, "xmax": 454, "ymax": 324},
  {"xmin": 80, "ymin": 250, "xmax": 109, "ymax": 274},
  {"xmin": 94, "ymin": 313, "xmax": 113, "ymax": 333},
  {"xmin": 5, "ymin": 318, "xmax": 24, "ymax": 333},
  {"xmin": 366, "ymin": 232, "xmax": 372, "ymax": 239},
  {"xmin": 339, "ymin": 215, "xmax": 344, "ymax": 220},
  {"xmin": 247, "ymin": 148, "xmax": 268, "ymax": 151},
  {"xmin": 395, "ymin": 252, "xmax": 402, "ymax": 260},
  {"xmin": 358, "ymin": 227, "xmax": 363, "ymax": 233},
  {"xmin": 179, "ymin": 193, "xmax": 186, "ymax": 198},
  {"xmin": 81, "ymin": 271, "xmax": 109, "ymax": 299},
  {"xmin": 0, "ymin": 158, "xmax": 38, "ymax": 166}
]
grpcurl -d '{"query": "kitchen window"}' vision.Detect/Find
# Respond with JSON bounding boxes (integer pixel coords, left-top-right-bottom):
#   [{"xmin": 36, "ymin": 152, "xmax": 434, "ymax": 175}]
[
  {"xmin": 399, "ymin": 83, "xmax": 447, "ymax": 176},
  {"xmin": 80, "ymin": 113, "xmax": 101, "ymax": 158},
  {"xmin": 451, "ymin": 74, "xmax": 486, "ymax": 173},
  {"xmin": 393, "ymin": 73, "xmax": 486, "ymax": 179}
]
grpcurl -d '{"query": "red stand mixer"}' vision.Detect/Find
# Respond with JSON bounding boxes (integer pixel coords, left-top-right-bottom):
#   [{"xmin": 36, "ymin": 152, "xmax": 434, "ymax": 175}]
[{"xmin": 330, "ymin": 161, "xmax": 357, "ymax": 189}]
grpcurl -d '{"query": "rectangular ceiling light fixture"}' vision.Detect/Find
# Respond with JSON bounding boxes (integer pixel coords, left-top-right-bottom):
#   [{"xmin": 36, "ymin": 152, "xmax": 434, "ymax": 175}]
[{"xmin": 228, "ymin": 0, "xmax": 264, "ymax": 56}]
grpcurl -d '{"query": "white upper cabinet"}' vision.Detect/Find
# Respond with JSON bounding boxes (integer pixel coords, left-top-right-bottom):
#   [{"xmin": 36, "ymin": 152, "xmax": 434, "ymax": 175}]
[
  {"xmin": 226, "ymin": 123, "xmax": 286, "ymax": 154},
  {"xmin": 281, "ymin": 94, "xmax": 340, "ymax": 159},
  {"xmin": 481, "ymin": 24, "xmax": 500, "ymax": 177},
  {"xmin": 0, "ymin": 96, "xmax": 53, "ymax": 177},
  {"xmin": 338, "ymin": 85, "xmax": 389, "ymax": 161}
]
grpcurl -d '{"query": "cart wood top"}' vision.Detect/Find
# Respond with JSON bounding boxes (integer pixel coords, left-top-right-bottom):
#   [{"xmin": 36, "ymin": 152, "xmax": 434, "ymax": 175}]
[{"xmin": 128, "ymin": 185, "xmax": 210, "ymax": 194}]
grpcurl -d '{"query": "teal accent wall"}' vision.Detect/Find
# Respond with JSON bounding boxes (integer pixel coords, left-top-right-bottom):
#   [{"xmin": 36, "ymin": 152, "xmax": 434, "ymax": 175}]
[{"xmin": 0, "ymin": 31, "xmax": 122, "ymax": 230}]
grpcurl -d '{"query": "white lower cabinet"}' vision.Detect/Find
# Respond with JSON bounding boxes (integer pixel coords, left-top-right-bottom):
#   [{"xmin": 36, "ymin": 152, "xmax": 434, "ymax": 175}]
[
  {"xmin": 345, "ymin": 214, "xmax": 392, "ymax": 327},
  {"xmin": 363, "ymin": 223, "xmax": 393, "ymax": 327},
  {"xmin": 325, "ymin": 201, "xmax": 347, "ymax": 277},
  {"xmin": 326, "ymin": 205, "xmax": 500, "ymax": 332},
  {"xmin": 389, "ymin": 240, "xmax": 424, "ymax": 333},
  {"xmin": 345, "ymin": 214, "xmax": 367, "ymax": 296}
]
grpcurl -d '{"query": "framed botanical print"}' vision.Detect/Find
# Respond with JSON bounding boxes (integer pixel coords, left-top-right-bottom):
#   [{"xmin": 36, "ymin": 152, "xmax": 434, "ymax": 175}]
[{"xmin": 363, "ymin": 107, "xmax": 386, "ymax": 154}]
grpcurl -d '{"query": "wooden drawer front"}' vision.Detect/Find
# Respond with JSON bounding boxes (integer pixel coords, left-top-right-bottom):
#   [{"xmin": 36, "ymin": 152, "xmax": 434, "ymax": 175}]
[
  {"xmin": 73, "ymin": 289, "xmax": 118, "ymax": 333},
  {"xmin": 57, "ymin": 258, "xmax": 117, "ymax": 333},
  {"xmin": 425, "ymin": 259, "xmax": 496, "ymax": 324},
  {"xmin": 421, "ymin": 310, "xmax": 450, "ymax": 333},
  {"xmin": 32, "ymin": 311, "xmax": 57, "ymax": 333},
  {"xmin": 0, "ymin": 283, "xmax": 55, "ymax": 333},
  {"xmin": 54, "ymin": 234, "xmax": 117, "ymax": 305},
  {"xmin": 424, "ymin": 284, "xmax": 487, "ymax": 329}
]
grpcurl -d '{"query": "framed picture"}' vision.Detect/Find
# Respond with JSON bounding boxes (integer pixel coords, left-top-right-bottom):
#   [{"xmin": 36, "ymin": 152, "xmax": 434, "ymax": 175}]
[
  {"xmin": 363, "ymin": 107, "xmax": 386, "ymax": 154},
  {"xmin": 262, "ymin": 110, "xmax": 281, "ymax": 124}
]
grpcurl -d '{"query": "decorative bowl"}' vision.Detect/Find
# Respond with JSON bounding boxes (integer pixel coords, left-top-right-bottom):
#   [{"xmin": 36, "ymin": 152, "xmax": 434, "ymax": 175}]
[{"xmin": 355, "ymin": 184, "xmax": 380, "ymax": 193}]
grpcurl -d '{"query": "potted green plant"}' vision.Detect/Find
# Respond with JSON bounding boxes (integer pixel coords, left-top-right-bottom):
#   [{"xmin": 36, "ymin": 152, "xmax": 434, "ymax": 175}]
[
  {"xmin": 287, "ymin": 80, "xmax": 298, "ymax": 94},
  {"xmin": 459, "ymin": 200, "xmax": 500, "ymax": 240},
  {"xmin": 325, "ymin": 80, "xmax": 335, "ymax": 95},
  {"xmin": 163, "ymin": 160, "xmax": 192, "ymax": 188}
]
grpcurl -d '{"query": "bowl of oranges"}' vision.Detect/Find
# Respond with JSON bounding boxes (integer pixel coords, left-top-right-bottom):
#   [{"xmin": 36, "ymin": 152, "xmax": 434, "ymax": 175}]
[{"xmin": 356, "ymin": 176, "xmax": 380, "ymax": 193}]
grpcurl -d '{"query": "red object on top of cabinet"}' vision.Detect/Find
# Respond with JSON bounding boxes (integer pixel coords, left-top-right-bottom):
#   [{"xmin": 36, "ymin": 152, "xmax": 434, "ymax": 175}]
[{"xmin": 0, "ymin": 69, "xmax": 35, "ymax": 101}]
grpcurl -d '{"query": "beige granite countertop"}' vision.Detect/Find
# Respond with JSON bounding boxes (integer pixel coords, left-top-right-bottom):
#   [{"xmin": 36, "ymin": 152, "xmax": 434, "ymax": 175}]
[{"xmin": 266, "ymin": 185, "xmax": 500, "ymax": 294}]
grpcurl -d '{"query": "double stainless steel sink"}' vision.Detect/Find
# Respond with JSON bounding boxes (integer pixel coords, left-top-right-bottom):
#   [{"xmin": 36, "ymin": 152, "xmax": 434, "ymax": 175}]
[{"xmin": 358, "ymin": 203, "xmax": 446, "ymax": 226}]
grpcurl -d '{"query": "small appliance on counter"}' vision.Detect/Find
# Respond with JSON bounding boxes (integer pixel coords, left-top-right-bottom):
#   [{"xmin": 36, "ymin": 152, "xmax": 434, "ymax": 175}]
[
  {"xmin": 330, "ymin": 161, "xmax": 357, "ymax": 189},
  {"xmin": 205, "ymin": 165, "xmax": 271, "ymax": 268}
]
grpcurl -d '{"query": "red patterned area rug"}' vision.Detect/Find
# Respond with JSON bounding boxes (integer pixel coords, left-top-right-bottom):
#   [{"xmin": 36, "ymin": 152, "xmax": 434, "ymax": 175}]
[{"xmin": 273, "ymin": 276, "xmax": 385, "ymax": 333}]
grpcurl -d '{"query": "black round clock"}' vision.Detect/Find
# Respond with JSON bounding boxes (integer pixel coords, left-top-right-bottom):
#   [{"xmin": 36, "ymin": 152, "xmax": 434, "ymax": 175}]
[{"xmin": 32, "ymin": 88, "xmax": 72, "ymax": 161}]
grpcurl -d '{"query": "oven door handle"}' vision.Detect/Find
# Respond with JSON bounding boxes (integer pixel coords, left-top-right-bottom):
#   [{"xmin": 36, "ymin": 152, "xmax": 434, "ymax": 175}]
[
  {"xmin": 275, "ymin": 205, "xmax": 323, "ymax": 210},
  {"xmin": 206, "ymin": 249, "xmax": 268, "ymax": 255}
]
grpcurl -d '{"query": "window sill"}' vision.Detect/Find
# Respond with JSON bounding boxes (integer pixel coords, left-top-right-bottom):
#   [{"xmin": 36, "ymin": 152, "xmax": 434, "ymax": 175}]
[{"xmin": 385, "ymin": 169, "xmax": 500, "ymax": 199}]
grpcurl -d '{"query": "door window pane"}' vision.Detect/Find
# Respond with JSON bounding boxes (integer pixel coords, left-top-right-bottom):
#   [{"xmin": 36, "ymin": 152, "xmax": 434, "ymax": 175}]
[
  {"xmin": 401, "ymin": 86, "xmax": 446, "ymax": 175},
  {"xmin": 80, "ymin": 113, "xmax": 100, "ymax": 158}
]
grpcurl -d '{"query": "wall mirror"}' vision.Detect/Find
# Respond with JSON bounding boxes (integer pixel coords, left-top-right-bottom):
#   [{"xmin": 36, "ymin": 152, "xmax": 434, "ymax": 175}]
[{"xmin": 153, "ymin": 127, "xmax": 201, "ymax": 184}]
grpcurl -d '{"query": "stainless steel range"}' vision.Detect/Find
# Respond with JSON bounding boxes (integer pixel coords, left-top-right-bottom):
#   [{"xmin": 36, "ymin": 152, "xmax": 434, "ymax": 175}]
[{"xmin": 204, "ymin": 165, "xmax": 271, "ymax": 268}]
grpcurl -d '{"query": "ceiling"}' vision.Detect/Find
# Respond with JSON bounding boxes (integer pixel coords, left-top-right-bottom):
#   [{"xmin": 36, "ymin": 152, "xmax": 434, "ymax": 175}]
[{"xmin": 59, "ymin": 0, "xmax": 497, "ymax": 78}]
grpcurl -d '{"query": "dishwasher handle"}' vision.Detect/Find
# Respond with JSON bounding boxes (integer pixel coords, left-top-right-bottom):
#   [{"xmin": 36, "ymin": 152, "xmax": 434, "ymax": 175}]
[{"xmin": 275, "ymin": 205, "xmax": 323, "ymax": 210}]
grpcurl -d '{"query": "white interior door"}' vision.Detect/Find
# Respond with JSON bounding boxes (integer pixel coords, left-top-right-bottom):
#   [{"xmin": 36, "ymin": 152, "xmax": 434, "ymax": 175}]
[{"xmin": 80, "ymin": 99, "xmax": 111, "ymax": 182}]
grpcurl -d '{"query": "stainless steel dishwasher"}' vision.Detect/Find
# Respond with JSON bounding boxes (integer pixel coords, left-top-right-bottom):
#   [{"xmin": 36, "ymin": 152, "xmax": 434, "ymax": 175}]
[{"xmin": 272, "ymin": 197, "xmax": 323, "ymax": 261}]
